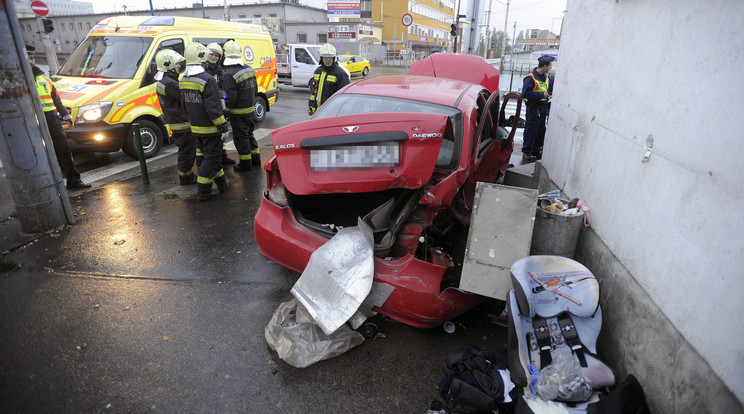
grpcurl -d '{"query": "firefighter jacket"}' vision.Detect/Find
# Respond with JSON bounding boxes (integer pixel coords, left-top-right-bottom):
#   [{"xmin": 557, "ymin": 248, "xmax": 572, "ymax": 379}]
[
  {"xmin": 180, "ymin": 67, "xmax": 228, "ymax": 136},
  {"xmin": 223, "ymin": 63, "xmax": 257, "ymax": 118},
  {"xmin": 156, "ymin": 72, "xmax": 190, "ymax": 132},
  {"xmin": 522, "ymin": 69, "xmax": 550, "ymax": 107},
  {"xmin": 32, "ymin": 65, "xmax": 68, "ymax": 116},
  {"xmin": 205, "ymin": 63, "xmax": 225, "ymax": 90},
  {"xmin": 311, "ymin": 62, "xmax": 350, "ymax": 108}
]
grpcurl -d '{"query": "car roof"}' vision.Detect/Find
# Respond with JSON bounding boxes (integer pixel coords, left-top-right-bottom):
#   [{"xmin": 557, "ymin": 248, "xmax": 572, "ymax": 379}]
[{"xmin": 341, "ymin": 75, "xmax": 479, "ymax": 107}]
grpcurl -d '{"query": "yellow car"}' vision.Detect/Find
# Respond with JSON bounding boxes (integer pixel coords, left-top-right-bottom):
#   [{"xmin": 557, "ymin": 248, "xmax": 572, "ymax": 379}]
[{"xmin": 337, "ymin": 54, "xmax": 371, "ymax": 77}]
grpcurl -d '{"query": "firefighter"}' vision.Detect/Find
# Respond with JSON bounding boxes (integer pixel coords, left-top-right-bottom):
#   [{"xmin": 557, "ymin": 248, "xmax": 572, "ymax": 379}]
[
  {"xmin": 26, "ymin": 46, "xmax": 91, "ymax": 190},
  {"xmin": 222, "ymin": 40, "xmax": 260, "ymax": 171},
  {"xmin": 180, "ymin": 42, "xmax": 229, "ymax": 201},
  {"xmin": 205, "ymin": 42, "xmax": 236, "ymax": 167},
  {"xmin": 521, "ymin": 55, "xmax": 554, "ymax": 161},
  {"xmin": 155, "ymin": 49, "xmax": 196, "ymax": 185},
  {"xmin": 308, "ymin": 43, "xmax": 350, "ymax": 115}
]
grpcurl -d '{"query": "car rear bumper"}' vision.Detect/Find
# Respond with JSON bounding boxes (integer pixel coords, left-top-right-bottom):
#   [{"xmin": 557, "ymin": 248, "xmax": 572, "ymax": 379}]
[
  {"xmin": 66, "ymin": 122, "xmax": 128, "ymax": 153},
  {"xmin": 254, "ymin": 191, "xmax": 486, "ymax": 328}
]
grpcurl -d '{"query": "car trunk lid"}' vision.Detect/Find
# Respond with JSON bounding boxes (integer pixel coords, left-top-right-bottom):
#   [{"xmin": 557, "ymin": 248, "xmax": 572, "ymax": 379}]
[{"xmin": 272, "ymin": 112, "xmax": 450, "ymax": 195}]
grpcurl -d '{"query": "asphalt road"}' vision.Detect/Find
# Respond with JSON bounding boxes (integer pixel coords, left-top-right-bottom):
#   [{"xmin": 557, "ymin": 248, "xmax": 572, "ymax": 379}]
[{"xmin": 0, "ymin": 82, "xmax": 515, "ymax": 413}]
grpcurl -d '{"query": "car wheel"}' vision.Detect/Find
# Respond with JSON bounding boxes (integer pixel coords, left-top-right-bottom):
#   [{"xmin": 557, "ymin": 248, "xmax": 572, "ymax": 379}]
[
  {"xmin": 362, "ymin": 67, "xmax": 369, "ymax": 76},
  {"xmin": 122, "ymin": 119, "xmax": 163, "ymax": 159},
  {"xmin": 254, "ymin": 96, "xmax": 268, "ymax": 123}
]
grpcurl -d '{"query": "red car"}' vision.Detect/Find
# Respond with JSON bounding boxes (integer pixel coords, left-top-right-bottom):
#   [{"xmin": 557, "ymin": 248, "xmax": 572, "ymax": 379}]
[{"xmin": 255, "ymin": 54, "xmax": 522, "ymax": 328}]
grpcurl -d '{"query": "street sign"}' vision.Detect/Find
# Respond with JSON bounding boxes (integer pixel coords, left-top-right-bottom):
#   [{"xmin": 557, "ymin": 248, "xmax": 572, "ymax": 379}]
[
  {"xmin": 402, "ymin": 13, "xmax": 412, "ymax": 27},
  {"xmin": 31, "ymin": 0, "xmax": 49, "ymax": 17}
]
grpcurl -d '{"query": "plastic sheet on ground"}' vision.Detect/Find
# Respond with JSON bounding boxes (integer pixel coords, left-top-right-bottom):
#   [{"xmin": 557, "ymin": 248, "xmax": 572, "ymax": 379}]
[
  {"xmin": 290, "ymin": 218, "xmax": 375, "ymax": 335},
  {"xmin": 264, "ymin": 299, "xmax": 365, "ymax": 368}
]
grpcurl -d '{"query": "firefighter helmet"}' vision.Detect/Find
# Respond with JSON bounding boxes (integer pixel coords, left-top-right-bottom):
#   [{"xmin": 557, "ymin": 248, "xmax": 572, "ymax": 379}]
[
  {"xmin": 155, "ymin": 49, "xmax": 185, "ymax": 73},
  {"xmin": 318, "ymin": 43, "xmax": 337, "ymax": 58},
  {"xmin": 184, "ymin": 42, "xmax": 208, "ymax": 65},
  {"xmin": 223, "ymin": 40, "xmax": 241, "ymax": 58},
  {"xmin": 206, "ymin": 42, "xmax": 223, "ymax": 57}
]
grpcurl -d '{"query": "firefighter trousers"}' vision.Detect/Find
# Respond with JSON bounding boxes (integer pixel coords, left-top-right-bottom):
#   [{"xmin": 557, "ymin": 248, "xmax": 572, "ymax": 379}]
[
  {"xmin": 230, "ymin": 115, "xmax": 257, "ymax": 163},
  {"xmin": 171, "ymin": 130, "xmax": 196, "ymax": 173},
  {"xmin": 195, "ymin": 133, "xmax": 224, "ymax": 186}
]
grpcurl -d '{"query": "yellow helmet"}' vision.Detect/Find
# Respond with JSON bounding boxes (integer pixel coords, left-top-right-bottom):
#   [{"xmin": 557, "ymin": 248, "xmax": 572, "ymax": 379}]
[
  {"xmin": 184, "ymin": 42, "xmax": 208, "ymax": 65},
  {"xmin": 223, "ymin": 40, "xmax": 241, "ymax": 58},
  {"xmin": 319, "ymin": 43, "xmax": 337, "ymax": 58},
  {"xmin": 155, "ymin": 49, "xmax": 185, "ymax": 73},
  {"xmin": 206, "ymin": 42, "xmax": 223, "ymax": 57}
]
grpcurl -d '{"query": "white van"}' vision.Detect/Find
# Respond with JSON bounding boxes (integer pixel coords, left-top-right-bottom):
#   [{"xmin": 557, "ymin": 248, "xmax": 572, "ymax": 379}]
[{"xmin": 276, "ymin": 44, "xmax": 349, "ymax": 88}]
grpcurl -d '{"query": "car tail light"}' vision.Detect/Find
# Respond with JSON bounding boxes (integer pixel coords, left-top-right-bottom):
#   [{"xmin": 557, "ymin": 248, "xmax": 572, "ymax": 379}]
[{"xmin": 265, "ymin": 159, "xmax": 288, "ymax": 207}]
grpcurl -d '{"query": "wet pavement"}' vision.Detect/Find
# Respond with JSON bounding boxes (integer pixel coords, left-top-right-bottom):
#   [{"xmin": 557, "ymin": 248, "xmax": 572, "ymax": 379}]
[
  {"xmin": 0, "ymin": 164, "xmax": 509, "ymax": 412},
  {"xmin": 0, "ymin": 70, "xmax": 533, "ymax": 412}
]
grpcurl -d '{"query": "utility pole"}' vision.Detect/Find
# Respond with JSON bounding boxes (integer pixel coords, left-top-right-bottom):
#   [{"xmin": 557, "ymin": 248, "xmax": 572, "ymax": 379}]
[
  {"xmin": 499, "ymin": 0, "xmax": 511, "ymax": 72},
  {"xmin": 483, "ymin": 0, "xmax": 493, "ymax": 59},
  {"xmin": 2, "ymin": 0, "xmax": 75, "ymax": 233},
  {"xmin": 223, "ymin": 0, "xmax": 229, "ymax": 21}
]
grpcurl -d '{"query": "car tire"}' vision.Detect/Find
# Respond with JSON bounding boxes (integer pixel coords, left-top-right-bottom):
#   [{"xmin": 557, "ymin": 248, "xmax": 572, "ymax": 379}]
[
  {"xmin": 362, "ymin": 67, "xmax": 369, "ymax": 76},
  {"xmin": 254, "ymin": 96, "xmax": 268, "ymax": 123},
  {"xmin": 122, "ymin": 119, "xmax": 163, "ymax": 159}
]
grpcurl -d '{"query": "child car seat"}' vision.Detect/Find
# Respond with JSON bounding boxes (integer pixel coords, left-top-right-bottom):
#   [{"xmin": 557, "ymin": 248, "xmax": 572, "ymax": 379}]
[{"xmin": 506, "ymin": 255, "xmax": 615, "ymax": 413}]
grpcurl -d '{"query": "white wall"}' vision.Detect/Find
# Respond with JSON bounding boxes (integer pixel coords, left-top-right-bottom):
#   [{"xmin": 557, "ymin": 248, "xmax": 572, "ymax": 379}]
[{"xmin": 544, "ymin": 0, "xmax": 744, "ymax": 401}]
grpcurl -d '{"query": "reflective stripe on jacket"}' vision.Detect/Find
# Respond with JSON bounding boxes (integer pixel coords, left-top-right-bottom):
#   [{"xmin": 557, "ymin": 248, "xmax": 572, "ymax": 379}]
[
  {"xmin": 36, "ymin": 75, "xmax": 56, "ymax": 112},
  {"xmin": 223, "ymin": 64, "xmax": 257, "ymax": 117}
]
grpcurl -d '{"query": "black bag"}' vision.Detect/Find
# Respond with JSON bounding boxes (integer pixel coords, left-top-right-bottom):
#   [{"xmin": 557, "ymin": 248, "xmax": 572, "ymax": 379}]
[
  {"xmin": 437, "ymin": 344, "xmax": 514, "ymax": 413},
  {"xmin": 587, "ymin": 375, "xmax": 651, "ymax": 414}
]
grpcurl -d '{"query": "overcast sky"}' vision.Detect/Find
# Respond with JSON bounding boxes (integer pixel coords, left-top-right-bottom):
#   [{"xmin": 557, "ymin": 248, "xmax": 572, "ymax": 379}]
[{"xmin": 94, "ymin": 0, "xmax": 567, "ymax": 36}]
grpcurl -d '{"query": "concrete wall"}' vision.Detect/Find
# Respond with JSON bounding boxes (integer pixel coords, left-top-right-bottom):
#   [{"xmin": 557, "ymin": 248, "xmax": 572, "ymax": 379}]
[{"xmin": 543, "ymin": 0, "xmax": 744, "ymax": 411}]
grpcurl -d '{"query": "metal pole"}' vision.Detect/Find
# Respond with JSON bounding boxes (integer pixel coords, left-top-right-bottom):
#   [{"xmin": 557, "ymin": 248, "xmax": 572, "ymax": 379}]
[
  {"xmin": 149, "ymin": 0, "xmax": 154, "ymax": 16},
  {"xmin": 393, "ymin": 20, "xmax": 397, "ymax": 66},
  {"xmin": 499, "ymin": 0, "xmax": 510, "ymax": 72},
  {"xmin": 1, "ymin": 0, "xmax": 74, "ymax": 232},
  {"xmin": 201, "ymin": 0, "xmax": 206, "ymax": 18},
  {"xmin": 483, "ymin": 0, "xmax": 493, "ymax": 59},
  {"xmin": 509, "ymin": 21, "xmax": 517, "ymax": 91},
  {"xmin": 36, "ymin": 17, "xmax": 59, "ymax": 74},
  {"xmin": 132, "ymin": 123, "xmax": 150, "ymax": 184}
]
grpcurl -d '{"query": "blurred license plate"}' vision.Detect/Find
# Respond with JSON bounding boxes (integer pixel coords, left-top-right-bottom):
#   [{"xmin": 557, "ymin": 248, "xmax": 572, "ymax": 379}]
[{"xmin": 310, "ymin": 143, "xmax": 399, "ymax": 171}]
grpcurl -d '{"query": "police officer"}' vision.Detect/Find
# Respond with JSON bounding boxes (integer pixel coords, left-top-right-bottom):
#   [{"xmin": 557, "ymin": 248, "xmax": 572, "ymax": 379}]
[
  {"xmin": 180, "ymin": 43, "xmax": 229, "ymax": 201},
  {"xmin": 155, "ymin": 49, "xmax": 196, "ymax": 185},
  {"xmin": 205, "ymin": 42, "xmax": 236, "ymax": 167},
  {"xmin": 222, "ymin": 40, "xmax": 260, "ymax": 171},
  {"xmin": 521, "ymin": 55, "xmax": 554, "ymax": 161},
  {"xmin": 308, "ymin": 43, "xmax": 350, "ymax": 115},
  {"xmin": 27, "ymin": 46, "xmax": 91, "ymax": 190}
]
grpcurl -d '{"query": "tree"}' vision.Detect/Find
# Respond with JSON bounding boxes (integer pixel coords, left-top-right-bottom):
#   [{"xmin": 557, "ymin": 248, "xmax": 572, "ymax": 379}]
[{"xmin": 490, "ymin": 30, "xmax": 510, "ymax": 56}]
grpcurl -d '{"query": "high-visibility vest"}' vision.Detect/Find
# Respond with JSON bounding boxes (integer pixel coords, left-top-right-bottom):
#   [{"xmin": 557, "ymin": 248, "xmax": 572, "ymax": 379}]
[
  {"xmin": 35, "ymin": 74, "xmax": 56, "ymax": 112},
  {"xmin": 523, "ymin": 72, "xmax": 549, "ymax": 104}
]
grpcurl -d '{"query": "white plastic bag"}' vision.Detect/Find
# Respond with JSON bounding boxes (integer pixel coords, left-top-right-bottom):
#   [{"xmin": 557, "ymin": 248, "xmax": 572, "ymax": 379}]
[
  {"xmin": 264, "ymin": 299, "xmax": 365, "ymax": 368},
  {"xmin": 535, "ymin": 346, "xmax": 593, "ymax": 402}
]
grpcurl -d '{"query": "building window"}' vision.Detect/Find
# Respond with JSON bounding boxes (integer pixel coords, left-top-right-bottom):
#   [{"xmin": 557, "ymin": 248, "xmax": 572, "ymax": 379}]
[
  {"xmin": 297, "ymin": 33, "xmax": 307, "ymax": 43},
  {"xmin": 318, "ymin": 34, "xmax": 327, "ymax": 43},
  {"xmin": 239, "ymin": 14, "xmax": 246, "ymax": 18},
  {"xmin": 27, "ymin": 24, "xmax": 32, "ymax": 31},
  {"xmin": 78, "ymin": 23, "xmax": 83, "ymax": 30},
  {"xmin": 269, "ymin": 13, "xmax": 277, "ymax": 17},
  {"xmin": 254, "ymin": 14, "xmax": 261, "ymax": 18},
  {"xmin": 87, "ymin": 22, "xmax": 91, "ymax": 29}
]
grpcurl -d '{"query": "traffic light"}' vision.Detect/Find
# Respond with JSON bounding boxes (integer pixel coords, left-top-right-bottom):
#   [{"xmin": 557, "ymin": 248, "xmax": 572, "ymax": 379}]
[
  {"xmin": 450, "ymin": 23, "xmax": 458, "ymax": 37},
  {"xmin": 42, "ymin": 18, "xmax": 54, "ymax": 33}
]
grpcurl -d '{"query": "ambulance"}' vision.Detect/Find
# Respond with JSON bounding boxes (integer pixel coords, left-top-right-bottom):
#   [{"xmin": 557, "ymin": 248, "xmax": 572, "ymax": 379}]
[{"xmin": 53, "ymin": 16, "xmax": 278, "ymax": 159}]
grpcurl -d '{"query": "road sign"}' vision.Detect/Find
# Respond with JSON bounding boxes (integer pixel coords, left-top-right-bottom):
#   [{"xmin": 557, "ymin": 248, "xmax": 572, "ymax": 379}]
[
  {"xmin": 402, "ymin": 13, "xmax": 412, "ymax": 27},
  {"xmin": 31, "ymin": 0, "xmax": 49, "ymax": 17}
]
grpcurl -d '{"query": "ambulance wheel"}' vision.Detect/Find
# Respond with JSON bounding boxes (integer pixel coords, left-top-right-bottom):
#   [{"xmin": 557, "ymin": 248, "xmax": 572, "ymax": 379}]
[
  {"xmin": 254, "ymin": 96, "xmax": 268, "ymax": 123},
  {"xmin": 123, "ymin": 119, "xmax": 163, "ymax": 159}
]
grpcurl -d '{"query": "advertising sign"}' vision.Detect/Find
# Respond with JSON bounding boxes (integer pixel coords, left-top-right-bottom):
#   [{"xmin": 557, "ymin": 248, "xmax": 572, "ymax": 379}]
[{"xmin": 328, "ymin": 1, "xmax": 360, "ymax": 18}]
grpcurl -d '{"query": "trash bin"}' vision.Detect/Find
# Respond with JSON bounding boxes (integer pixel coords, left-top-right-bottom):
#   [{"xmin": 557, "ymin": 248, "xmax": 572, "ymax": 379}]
[{"xmin": 530, "ymin": 199, "xmax": 584, "ymax": 258}]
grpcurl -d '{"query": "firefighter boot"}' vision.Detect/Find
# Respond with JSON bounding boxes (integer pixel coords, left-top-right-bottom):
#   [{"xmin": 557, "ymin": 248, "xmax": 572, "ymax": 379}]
[
  {"xmin": 215, "ymin": 175, "xmax": 228, "ymax": 193},
  {"xmin": 251, "ymin": 152, "xmax": 261, "ymax": 167},
  {"xmin": 221, "ymin": 150, "xmax": 236, "ymax": 166},
  {"xmin": 234, "ymin": 161, "xmax": 252, "ymax": 172},
  {"xmin": 197, "ymin": 183, "xmax": 218, "ymax": 201},
  {"xmin": 179, "ymin": 171, "xmax": 197, "ymax": 185}
]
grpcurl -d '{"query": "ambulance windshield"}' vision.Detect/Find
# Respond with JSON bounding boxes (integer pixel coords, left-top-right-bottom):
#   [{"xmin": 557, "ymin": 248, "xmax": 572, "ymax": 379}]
[{"xmin": 59, "ymin": 36, "xmax": 153, "ymax": 79}]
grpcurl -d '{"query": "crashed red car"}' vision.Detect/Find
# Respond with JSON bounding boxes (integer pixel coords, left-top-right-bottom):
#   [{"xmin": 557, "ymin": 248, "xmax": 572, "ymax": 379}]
[{"xmin": 255, "ymin": 54, "xmax": 521, "ymax": 328}]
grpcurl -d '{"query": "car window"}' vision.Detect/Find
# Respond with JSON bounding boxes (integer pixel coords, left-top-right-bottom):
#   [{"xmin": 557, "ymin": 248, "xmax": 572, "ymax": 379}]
[
  {"xmin": 314, "ymin": 94, "xmax": 462, "ymax": 170},
  {"xmin": 337, "ymin": 56, "xmax": 349, "ymax": 63}
]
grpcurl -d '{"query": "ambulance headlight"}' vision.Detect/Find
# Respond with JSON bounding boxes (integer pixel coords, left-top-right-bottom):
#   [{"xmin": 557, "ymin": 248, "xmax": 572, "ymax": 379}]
[{"xmin": 77, "ymin": 101, "xmax": 113, "ymax": 123}]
